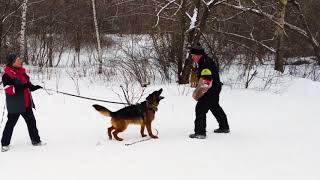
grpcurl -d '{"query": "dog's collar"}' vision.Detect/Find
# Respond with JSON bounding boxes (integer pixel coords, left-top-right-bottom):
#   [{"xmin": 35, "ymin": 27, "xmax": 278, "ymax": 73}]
[{"xmin": 147, "ymin": 101, "xmax": 158, "ymax": 112}]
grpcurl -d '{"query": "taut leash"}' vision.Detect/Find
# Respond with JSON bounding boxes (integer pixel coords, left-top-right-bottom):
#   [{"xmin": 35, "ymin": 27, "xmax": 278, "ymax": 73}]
[{"xmin": 43, "ymin": 88, "xmax": 129, "ymax": 105}]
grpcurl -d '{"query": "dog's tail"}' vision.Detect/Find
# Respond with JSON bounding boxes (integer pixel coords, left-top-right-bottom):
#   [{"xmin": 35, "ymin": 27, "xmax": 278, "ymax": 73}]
[{"xmin": 93, "ymin": 104, "xmax": 112, "ymax": 117}]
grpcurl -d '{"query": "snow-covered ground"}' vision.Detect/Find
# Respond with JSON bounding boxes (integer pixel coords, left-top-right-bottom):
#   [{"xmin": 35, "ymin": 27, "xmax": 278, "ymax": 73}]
[{"xmin": 0, "ymin": 67, "xmax": 319, "ymax": 180}]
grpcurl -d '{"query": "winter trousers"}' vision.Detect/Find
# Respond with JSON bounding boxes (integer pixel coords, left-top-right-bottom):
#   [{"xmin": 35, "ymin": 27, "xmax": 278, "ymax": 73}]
[
  {"xmin": 194, "ymin": 89, "xmax": 229, "ymax": 135},
  {"xmin": 1, "ymin": 108, "xmax": 41, "ymax": 146}
]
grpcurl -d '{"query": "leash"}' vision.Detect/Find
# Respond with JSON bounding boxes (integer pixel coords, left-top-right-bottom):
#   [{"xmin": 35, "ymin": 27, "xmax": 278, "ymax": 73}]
[
  {"xmin": 125, "ymin": 128, "xmax": 159, "ymax": 146},
  {"xmin": 0, "ymin": 104, "xmax": 6, "ymax": 129},
  {"xmin": 43, "ymin": 88, "xmax": 129, "ymax": 105}
]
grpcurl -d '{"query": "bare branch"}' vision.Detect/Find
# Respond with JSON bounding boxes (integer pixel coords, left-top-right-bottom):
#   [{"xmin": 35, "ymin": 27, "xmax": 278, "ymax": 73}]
[
  {"xmin": 212, "ymin": 29, "xmax": 276, "ymax": 53},
  {"xmin": 154, "ymin": 0, "xmax": 176, "ymax": 27}
]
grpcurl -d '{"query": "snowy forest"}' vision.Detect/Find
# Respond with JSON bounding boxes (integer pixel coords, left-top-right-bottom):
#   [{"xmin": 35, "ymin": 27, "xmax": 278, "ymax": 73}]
[{"xmin": 1, "ymin": 0, "xmax": 320, "ymax": 85}]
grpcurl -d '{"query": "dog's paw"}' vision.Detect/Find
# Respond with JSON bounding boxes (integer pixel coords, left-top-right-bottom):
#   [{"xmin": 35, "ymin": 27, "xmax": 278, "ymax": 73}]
[{"xmin": 141, "ymin": 134, "xmax": 147, "ymax": 138}]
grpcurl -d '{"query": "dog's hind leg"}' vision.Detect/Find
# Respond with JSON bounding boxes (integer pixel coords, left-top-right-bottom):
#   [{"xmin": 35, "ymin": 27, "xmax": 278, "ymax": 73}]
[
  {"xmin": 140, "ymin": 124, "xmax": 147, "ymax": 137},
  {"xmin": 112, "ymin": 130, "xmax": 124, "ymax": 141},
  {"xmin": 146, "ymin": 123, "xmax": 158, "ymax": 139},
  {"xmin": 108, "ymin": 126, "xmax": 115, "ymax": 140}
]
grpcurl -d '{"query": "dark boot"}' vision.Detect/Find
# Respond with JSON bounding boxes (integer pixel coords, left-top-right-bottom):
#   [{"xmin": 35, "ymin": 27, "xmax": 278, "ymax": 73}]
[
  {"xmin": 189, "ymin": 133, "xmax": 206, "ymax": 139},
  {"xmin": 32, "ymin": 141, "xmax": 46, "ymax": 146},
  {"xmin": 213, "ymin": 128, "xmax": 230, "ymax": 133}
]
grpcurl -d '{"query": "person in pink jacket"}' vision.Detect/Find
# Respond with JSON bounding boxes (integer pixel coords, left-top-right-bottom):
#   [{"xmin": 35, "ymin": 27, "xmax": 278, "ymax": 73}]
[{"xmin": 1, "ymin": 53, "xmax": 43, "ymax": 152}]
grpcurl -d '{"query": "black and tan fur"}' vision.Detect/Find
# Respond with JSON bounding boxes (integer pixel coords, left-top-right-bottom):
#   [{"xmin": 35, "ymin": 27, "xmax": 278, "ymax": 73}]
[
  {"xmin": 190, "ymin": 67, "xmax": 199, "ymax": 88},
  {"xmin": 93, "ymin": 89, "xmax": 164, "ymax": 141}
]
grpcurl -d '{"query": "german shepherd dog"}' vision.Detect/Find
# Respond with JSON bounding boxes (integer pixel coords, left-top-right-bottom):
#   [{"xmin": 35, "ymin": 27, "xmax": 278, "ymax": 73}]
[
  {"xmin": 190, "ymin": 67, "xmax": 199, "ymax": 88},
  {"xmin": 93, "ymin": 89, "xmax": 164, "ymax": 141}
]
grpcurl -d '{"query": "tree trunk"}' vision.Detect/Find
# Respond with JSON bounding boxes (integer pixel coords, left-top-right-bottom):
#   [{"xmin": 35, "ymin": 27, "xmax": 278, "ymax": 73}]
[
  {"xmin": 0, "ymin": 21, "xmax": 4, "ymax": 64},
  {"xmin": 20, "ymin": 0, "xmax": 28, "ymax": 64},
  {"xmin": 179, "ymin": 0, "xmax": 201, "ymax": 84},
  {"xmin": 0, "ymin": 22, "xmax": 3, "ymax": 49},
  {"xmin": 48, "ymin": 8, "xmax": 54, "ymax": 67},
  {"xmin": 179, "ymin": 0, "xmax": 214, "ymax": 84},
  {"xmin": 91, "ymin": 0, "xmax": 102, "ymax": 74},
  {"xmin": 48, "ymin": 32, "xmax": 53, "ymax": 67},
  {"xmin": 274, "ymin": 0, "xmax": 287, "ymax": 73},
  {"xmin": 177, "ymin": 0, "xmax": 187, "ymax": 83}
]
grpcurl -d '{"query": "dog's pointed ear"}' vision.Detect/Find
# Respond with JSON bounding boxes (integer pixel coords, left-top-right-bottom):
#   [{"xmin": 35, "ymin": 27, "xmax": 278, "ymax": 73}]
[
  {"xmin": 159, "ymin": 96, "xmax": 164, "ymax": 100},
  {"xmin": 158, "ymin": 88, "xmax": 163, "ymax": 94}
]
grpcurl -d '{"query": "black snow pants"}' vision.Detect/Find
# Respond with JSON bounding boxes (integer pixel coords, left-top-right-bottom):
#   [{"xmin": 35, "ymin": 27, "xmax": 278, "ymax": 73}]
[
  {"xmin": 194, "ymin": 85, "xmax": 229, "ymax": 135},
  {"xmin": 1, "ymin": 108, "xmax": 41, "ymax": 146}
]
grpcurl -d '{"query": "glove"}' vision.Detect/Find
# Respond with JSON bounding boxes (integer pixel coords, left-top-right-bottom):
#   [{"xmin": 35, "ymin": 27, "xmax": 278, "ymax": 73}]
[{"xmin": 34, "ymin": 85, "xmax": 43, "ymax": 90}]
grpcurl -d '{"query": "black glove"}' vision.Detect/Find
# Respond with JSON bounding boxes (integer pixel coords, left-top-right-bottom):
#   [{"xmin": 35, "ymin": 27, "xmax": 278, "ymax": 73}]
[{"xmin": 34, "ymin": 85, "xmax": 43, "ymax": 90}]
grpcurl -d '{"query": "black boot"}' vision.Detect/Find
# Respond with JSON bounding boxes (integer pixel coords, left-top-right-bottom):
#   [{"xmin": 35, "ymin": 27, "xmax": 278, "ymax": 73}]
[
  {"xmin": 213, "ymin": 128, "xmax": 230, "ymax": 133},
  {"xmin": 189, "ymin": 133, "xmax": 206, "ymax": 139},
  {"xmin": 32, "ymin": 141, "xmax": 46, "ymax": 146}
]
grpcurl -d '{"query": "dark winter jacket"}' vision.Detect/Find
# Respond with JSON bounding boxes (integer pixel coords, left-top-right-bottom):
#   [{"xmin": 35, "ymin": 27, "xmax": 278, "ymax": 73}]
[
  {"xmin": 196, "ymin": 54, "xmax": 222, "ymax": 101},
  {"xmin": 2, "ymin": 66, "xmax": 39, "ymax": 113}
]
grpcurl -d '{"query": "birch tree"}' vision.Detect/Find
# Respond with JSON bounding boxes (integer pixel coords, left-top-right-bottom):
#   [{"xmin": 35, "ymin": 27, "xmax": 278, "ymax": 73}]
[
  {"xmin": 20, "ymin": 0, "xmax": 28, "ymax": 64},
  {"xmin": 180, "ymin": 0, "xmax": 226, "ymax": 84},
  {"xmin": 91, "ymin": 0, "xmax": 102, "ymax": 74}
]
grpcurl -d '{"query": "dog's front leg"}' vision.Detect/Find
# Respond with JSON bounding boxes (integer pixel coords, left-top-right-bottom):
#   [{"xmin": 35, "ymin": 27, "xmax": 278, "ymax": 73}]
[
  {"xmin": 140, "ymin": 124, "xmax": 147, "ymax": 137},
  {"xmin": 107, "ymin": 127, "xmax": 114, "ymax": 140},
  {"xmin": 146, "ymin": 123, "xmax": 158, "ymax": 139}
]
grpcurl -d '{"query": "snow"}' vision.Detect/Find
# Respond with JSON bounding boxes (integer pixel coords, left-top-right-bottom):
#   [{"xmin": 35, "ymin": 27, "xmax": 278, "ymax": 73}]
[
  {"xmin": 203, "ymin": 0, "xmax": 224, "ymax": 7},
  {"xmin": 189, "ymin": 7, "xmax": 198, "ymax": 30},
  {"xmin": 0, "ymin": 68, "xmax": 319, "ymax": 180}
]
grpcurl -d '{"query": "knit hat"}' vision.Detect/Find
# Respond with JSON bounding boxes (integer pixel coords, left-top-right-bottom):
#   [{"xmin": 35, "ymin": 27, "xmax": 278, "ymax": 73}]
[
  {"xmin": 6, "ymin": 53, "xmax": 19, "ymax": 66},
  {"xmin": 190, "ymin": 43, "xmax": 205, "ymax": 55},
  {"xmin": 201, "ymin": 68, "xmax": 212, "ymax": 76}
]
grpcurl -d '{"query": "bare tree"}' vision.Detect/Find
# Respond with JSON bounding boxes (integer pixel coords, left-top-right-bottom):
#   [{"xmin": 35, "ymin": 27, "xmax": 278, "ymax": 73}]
[
  {"xmin": 222, "ymin": 0, "xmax": 320, "ymax": 64},
  {"xmin": 91, "ymin": 0, "xmax": 102, "ymax": 74},
  {"xmin": 289, "ymin": 0, "xmax": 320, "ymax": 63},
  {"xmin": 0, "ymin": 0, "xmax": 21, "ymax": 63},
  {"xmin": 274, "ymin": 0, "xmax": 287, "ymax": 73},
  {"xmin": 152, "ymin": 0, "xmax": 226, "ymax": 84},
  {"xmin": 20, "ymin": 0, "xmax": 28, "ymax": 64}
]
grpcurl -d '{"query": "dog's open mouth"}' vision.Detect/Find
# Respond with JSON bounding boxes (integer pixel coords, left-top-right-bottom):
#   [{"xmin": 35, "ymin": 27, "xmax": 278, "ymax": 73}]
[{"xmin": 158, "ymin": 96, "xmax": 164, "ymax": 100}]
